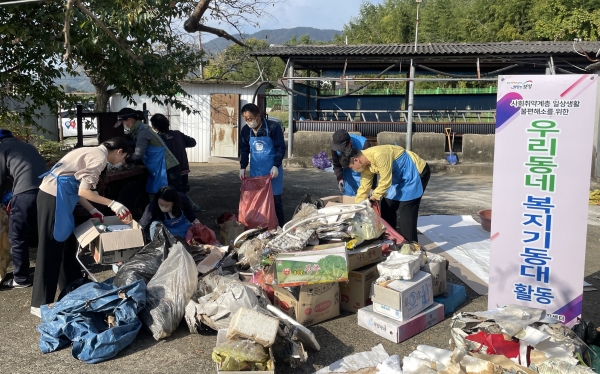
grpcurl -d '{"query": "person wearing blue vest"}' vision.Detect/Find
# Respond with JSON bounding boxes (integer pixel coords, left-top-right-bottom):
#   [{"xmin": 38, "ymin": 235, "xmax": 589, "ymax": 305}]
[
  {"xmin": 239, "ymin": 104, "xmax": 286, "ymax": 227},
  {"xmin": 330, "ymin": 129, "xmax": 374, "ymax": 196},
  {"xmin": 139, "ymin": 186, "xmax": 199, "ymax": 240},
  {"xmin": 114, "ymin": 108, "xmax": 183, "ymax": 194},
  {"xmin": 340, "ymin": 145, "xmax": 430, "ymax": 243},
  {"xmin": 31, "ymin": 137, "xmax": 133, "ymax": 317}
]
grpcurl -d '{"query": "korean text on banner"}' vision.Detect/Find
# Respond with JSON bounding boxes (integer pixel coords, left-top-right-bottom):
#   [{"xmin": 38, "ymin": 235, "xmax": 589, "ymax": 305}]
[{"xmin": 489, "ymin": 75, "xmax": 599, "ymax": 326}]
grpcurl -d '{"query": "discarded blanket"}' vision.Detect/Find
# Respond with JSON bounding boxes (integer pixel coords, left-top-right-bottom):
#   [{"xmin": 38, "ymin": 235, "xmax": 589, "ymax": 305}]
[{"xmin": 37, "ymin": 279, "xmax": 146, "ymax": 364}]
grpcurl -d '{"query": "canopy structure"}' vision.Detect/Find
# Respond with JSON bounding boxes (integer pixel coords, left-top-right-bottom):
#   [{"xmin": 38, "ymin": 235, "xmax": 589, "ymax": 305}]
[{"xmin": 252, "ymin": 41, "xmax": 600, "ymax": 155}]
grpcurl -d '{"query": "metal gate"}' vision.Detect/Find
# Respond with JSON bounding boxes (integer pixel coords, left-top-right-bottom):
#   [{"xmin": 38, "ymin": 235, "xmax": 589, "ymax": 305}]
[{"xmin": 210, "ymin": 93, "xmax": 239, "ymax": 157}]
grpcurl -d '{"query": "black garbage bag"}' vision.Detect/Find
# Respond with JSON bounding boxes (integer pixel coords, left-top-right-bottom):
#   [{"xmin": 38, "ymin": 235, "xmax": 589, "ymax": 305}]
[
  {"xmin": 113, "ymin": 224, "xmax": 176, "ymax": 287},
  {"xmin": 573, "ymin": 319, "xmax": 600, "ymax": 345},
  {"xmin": 293, "ymin": 194, "xmax": 325, "ymax": 216}
]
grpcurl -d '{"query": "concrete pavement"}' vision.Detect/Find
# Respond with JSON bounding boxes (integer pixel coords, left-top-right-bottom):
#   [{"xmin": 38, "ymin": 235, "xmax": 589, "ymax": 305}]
[{"xmin": 1, "ymin": 165, "xmax": 599, "ymax": 373}]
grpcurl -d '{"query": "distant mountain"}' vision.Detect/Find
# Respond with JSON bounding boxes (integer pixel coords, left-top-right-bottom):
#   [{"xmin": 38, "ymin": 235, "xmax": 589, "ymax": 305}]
[{"xmin": 202, "ymin": 27, "xmax": 341, "ymax": 55}]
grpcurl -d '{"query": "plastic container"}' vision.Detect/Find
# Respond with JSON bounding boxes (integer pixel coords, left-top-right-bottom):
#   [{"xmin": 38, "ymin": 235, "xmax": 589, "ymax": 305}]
[{"xmin": 477, "ymin": 209, "xmax": 492, "ymax": 232}]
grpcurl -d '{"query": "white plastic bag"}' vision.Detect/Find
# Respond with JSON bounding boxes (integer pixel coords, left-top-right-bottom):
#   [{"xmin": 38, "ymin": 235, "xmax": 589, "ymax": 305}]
[
  {"xmin": 376, "ymin": 251, "xmax": 424, "ymax": 282},
  {"xmin": 140, "ymin": 242, "xmax": 198, "ymax": 340}
]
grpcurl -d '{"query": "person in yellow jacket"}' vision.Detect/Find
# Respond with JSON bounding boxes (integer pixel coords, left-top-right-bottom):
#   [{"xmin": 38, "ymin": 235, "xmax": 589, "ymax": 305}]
[{"xmin": 340, "ymin": 145, "xmax": 430, "ymax": 242}]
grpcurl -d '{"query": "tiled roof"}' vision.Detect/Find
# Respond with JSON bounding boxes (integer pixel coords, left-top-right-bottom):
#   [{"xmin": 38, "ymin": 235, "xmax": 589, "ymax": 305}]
[{"xmin": 252, "ymin": 41, "xmax": 600, "ymax": 57}]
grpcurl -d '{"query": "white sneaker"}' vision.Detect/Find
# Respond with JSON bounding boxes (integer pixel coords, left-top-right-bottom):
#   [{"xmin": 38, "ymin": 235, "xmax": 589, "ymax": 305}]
[{"xmin": 30, "ymin": 307, "xmax": 41, "ymax": 318}]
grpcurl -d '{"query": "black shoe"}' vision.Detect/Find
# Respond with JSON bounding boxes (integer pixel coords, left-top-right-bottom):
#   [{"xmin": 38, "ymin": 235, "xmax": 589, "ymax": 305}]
[{"xmin": 1, "ymin": 278, "xmax": 32, "ymax": 289}]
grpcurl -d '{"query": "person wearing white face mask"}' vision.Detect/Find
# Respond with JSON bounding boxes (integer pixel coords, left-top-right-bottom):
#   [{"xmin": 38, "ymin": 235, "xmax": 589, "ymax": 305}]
[
  {"xmin": 31, "ymin": 137, "xmax": 133, "ymax": 317},
  {"xmin": 239, "ymin": 103, "xmax": 286, "ymax": 227},
  {"xmin": 114, "ymin": 108, "xmax": 184, "ymax": 195},
  {"xmin": 339, "ymin": 145, "xmax": 430, "ymax": 243},
  {"xmin": 139, "ymin": 185, "xmax": 199, "ymax": 240}
]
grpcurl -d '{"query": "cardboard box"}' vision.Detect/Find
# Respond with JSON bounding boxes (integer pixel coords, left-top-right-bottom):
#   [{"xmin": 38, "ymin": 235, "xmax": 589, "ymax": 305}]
[
  {"xmin": 215, "ymin": 329, "xmax": 274, "ymax": 374},
  {"xmin": 434, "ymin": 283, "xmax": 467, "ymax": 315},
  {"xmin": 421, "ymin": 258, "xmax": 449, "ymax": 296},
  {"xmin": 340, "ymin": 264, "xmax": 379, "ymax": 313},
  {"xmin": 347, "ymin": 241, "xmax": 387, "ymax": 271},
  {"xmin": 357, "ymin": 303, "xmax": 445, "ymax": 343},
  {"xmin": 274, "ymin": 244, "xmax": 348, "ymax": 287},
  {"xmin": 74, "ymin": 217, "xmax": 145, "ymax": 264},
  {"xmin": 371, "ymin": 271, "xmax": 433, "ymax": 321},
  {"xmin": 273, "ymin": 282, "xmax": 340, "ymax": 326},
  {"xmin": 219, "ymin": 221, "xmax": 245, "ymax": 246},
  {"xmin": 321, "ymin": 195, "xmax": 356, "ymax": 206}
]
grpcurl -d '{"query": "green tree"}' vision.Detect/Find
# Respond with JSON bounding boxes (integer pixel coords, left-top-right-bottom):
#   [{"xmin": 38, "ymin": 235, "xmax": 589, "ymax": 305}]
[
  {"xmin": 1, "ymin": 0, "xmax": 277, "ymax": 124},
  {"xmin": 204, "ymin": 38, "xmax": 286, "ymax": 81}
]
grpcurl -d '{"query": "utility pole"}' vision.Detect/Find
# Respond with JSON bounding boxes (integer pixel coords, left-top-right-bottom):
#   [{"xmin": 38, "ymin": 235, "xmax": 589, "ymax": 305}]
[
  {"xmin": 414, "ymin": 0, "xmax": 422, "ymax": 52},
  {"xmin": 198, "ymin": 32, "xmax": 204, "ymax": 79}
]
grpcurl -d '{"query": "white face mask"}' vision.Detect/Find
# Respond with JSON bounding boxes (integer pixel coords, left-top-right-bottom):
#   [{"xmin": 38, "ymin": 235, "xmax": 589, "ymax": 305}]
[
  {"xmin": 247, "ymin": 119, "xmax": 259, "ymax": 129},
  {"xmin": 109, "ymin": 161, "xmax": 123, "ymax": 168},
  {"xmin": 124, "ymin": 127, "xmax": 131, "ymax": 134},
  {"xmin": 159, "ymin": 205, "xmax": 172, "ymax": 213}
]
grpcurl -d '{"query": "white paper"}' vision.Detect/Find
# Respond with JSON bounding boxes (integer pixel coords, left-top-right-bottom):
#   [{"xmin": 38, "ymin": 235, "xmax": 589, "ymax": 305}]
[
  {"xmin": 417, "ymin": 215, "xmax": 491, "ymax": 285},
  {"xmin": 315, "ymin": 344, "xmax": 389, "ymax": 373}
]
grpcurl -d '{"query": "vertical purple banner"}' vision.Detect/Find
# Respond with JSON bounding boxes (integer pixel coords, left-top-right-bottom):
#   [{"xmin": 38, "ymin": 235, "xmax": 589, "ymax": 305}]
[{"xmin": 489, "ymin": 75, "xmax": 599, "ymax": 326}]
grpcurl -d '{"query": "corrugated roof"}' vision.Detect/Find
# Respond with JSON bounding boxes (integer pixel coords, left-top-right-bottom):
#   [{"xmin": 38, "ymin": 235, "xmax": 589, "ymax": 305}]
[{"xmin": 252, "ymin": 41, "xmax": 600, "ymax": 57}]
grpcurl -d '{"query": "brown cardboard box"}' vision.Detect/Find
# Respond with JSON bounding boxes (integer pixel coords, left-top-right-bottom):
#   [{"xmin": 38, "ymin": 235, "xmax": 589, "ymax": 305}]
[
  {"xmin": 340, "ymin": 263, "xmax": 379, "ymax": 313},
  {"xmin": 347, "ymin": 241, "xmax": 387, "ymax": 271},
  {"xmin": 73, "ymin": 217, "xmax": 145, "ymax": 264},
  {"xmin": 273, "ymin": 282, "xmax": 340, "ymax": 326},
  {"xmin": 219, "ymin": 221, "xmax": 245, "ymax": 246},
  {"xmin": 321, "ymin": 195, "xmax": 356, "ymax": 207},
  {"xmin": 371, "ymin": 271, "xmax": 434, "ymax": 321}
]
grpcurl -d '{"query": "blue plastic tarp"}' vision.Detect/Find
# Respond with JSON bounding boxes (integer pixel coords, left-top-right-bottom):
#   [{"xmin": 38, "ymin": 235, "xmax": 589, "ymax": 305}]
[{"xmin": 37, "ymin": 278, "xmax": 146, "ymax": 364}]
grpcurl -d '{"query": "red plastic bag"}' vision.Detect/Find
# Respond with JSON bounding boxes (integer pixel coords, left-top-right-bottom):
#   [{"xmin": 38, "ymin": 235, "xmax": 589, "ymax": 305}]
[
  {"xmin": 371, "ymin": 201, "xmax": 406, "ymax": 245},
  {"xmin": 466, "ymin": 331, "xmax": 523, "ymax": 361},
  {"xmin": 185, "ymin": 223, "xmax": 220, "ymax": 246},
  {"xmin": 238, "ymin": 175, "xmax": 278, "ymax": 230}
]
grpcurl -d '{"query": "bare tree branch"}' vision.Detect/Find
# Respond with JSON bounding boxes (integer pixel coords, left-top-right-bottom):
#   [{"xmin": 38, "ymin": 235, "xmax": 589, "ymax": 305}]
[
  {"xmin": 183, "ymin": 0, "xmax": 211, "ymax": 32},
  {"xmin": 72, "ymin": 0, "xmax": 143, "ymax": 65},
  {"xmin": 62, "ymin": 0, "xmax": 74, "ymax": 62},
  {"xmin": 198, "ymin": 24, "xmax": 248, "ymax": 47}
]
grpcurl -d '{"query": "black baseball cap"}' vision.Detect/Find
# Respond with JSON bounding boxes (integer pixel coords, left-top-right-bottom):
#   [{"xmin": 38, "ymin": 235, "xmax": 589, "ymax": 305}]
[
  {"xmin": 331, "ymin": 129, "xmax": 351, "ymax": 152},
  {"xmin": 114, "ymin": 108, "xmax": 139, "ymax": 128}
]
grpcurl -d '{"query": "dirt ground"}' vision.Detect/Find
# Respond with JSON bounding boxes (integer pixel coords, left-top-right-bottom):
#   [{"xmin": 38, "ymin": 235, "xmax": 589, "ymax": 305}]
[{"xmin": 1, "ymin": 164, "xmax": 600, "ymax": 373}]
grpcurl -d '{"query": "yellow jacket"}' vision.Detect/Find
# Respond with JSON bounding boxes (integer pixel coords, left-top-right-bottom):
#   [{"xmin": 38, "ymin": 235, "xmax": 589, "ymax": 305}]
[{"xmin": 355, "ymin": 145, "xmax": 426, "ymax": 203}]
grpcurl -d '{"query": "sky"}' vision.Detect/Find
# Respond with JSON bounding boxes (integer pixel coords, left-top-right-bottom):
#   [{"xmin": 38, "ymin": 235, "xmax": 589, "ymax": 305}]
[{"xmin": 202, "ymin": 0, "xmax": 385, "ymax": 41}]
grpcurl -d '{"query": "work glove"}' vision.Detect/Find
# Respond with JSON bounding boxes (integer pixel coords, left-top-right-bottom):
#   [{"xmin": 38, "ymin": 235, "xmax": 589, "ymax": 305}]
[
  {"xmin": 89, "ymin": 208, "xmax": 104, "ymax": 223},
  {"xmin": 338, "ymin": 180, "xmax": 344, "ymax": 193},
  {"xmin": 239, "ymin": 169, "xmax": 246, "ymax": 180},
  {"xmin": 270, "ymin": 166, "xmax": 279, "ymax": 179},
  {"xmin": 109, "ymin": 200, "xmax": 132, "ymax": 223}
]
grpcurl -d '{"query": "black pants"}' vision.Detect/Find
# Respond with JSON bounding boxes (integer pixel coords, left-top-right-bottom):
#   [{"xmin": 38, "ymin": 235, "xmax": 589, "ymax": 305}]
[
  {"xmin": 181, "ymin": 173, "xmax": 190, "ymax": 193},
  {"xmin": 381, "ymin": 163, "xmax": 431, "ymax": 242},
  {"xmin": 31, "ymin": 191, "xmax": 81, "ymax": 308},
  {"xmin": 8, "ymin": 190, "xmax": 38, "ymax": 284},
  {"xmin": 274, "ymin": 194, "xmax": 284, "ymax": 228},
  {"xmin": 167, "ymin": 165, "xmax": 185, "ymax": 193}
]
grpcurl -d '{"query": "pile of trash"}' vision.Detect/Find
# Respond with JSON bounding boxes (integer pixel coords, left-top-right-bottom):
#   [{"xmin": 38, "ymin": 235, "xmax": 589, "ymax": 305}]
[{"xmin": 320, "ymin": 304, "xmax": 600, "ymax": 374}]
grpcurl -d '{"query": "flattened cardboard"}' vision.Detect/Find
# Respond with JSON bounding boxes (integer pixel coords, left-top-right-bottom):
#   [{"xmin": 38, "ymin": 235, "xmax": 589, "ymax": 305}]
[
  {"xmin": 371, "ymin": 271, "xmax": 433, "ymax": 321},
  {"xmin": 273, "ymin": 282, "xmax": 340, "ymax": 326},
  {"xmin": 216, "ymin": 329, "xmax": 275, "ymax": 374},
  {"xmin": 357, "ymin": 303, "xmax": 445, "ymax": 343},
  {"xmin": 418, "ymin": 233, "xmax": 488, "ymax": 295},
  {"xmin": 340, "ymin": 263, "xmax": 379, "ymax": 313},
  {"xmin": 74, "ymin": 217, "xmax": 144, "ymax": 264},
  {"xmin": 219, "ymin": 221, "xmax": 245, "ymax": 246}
]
